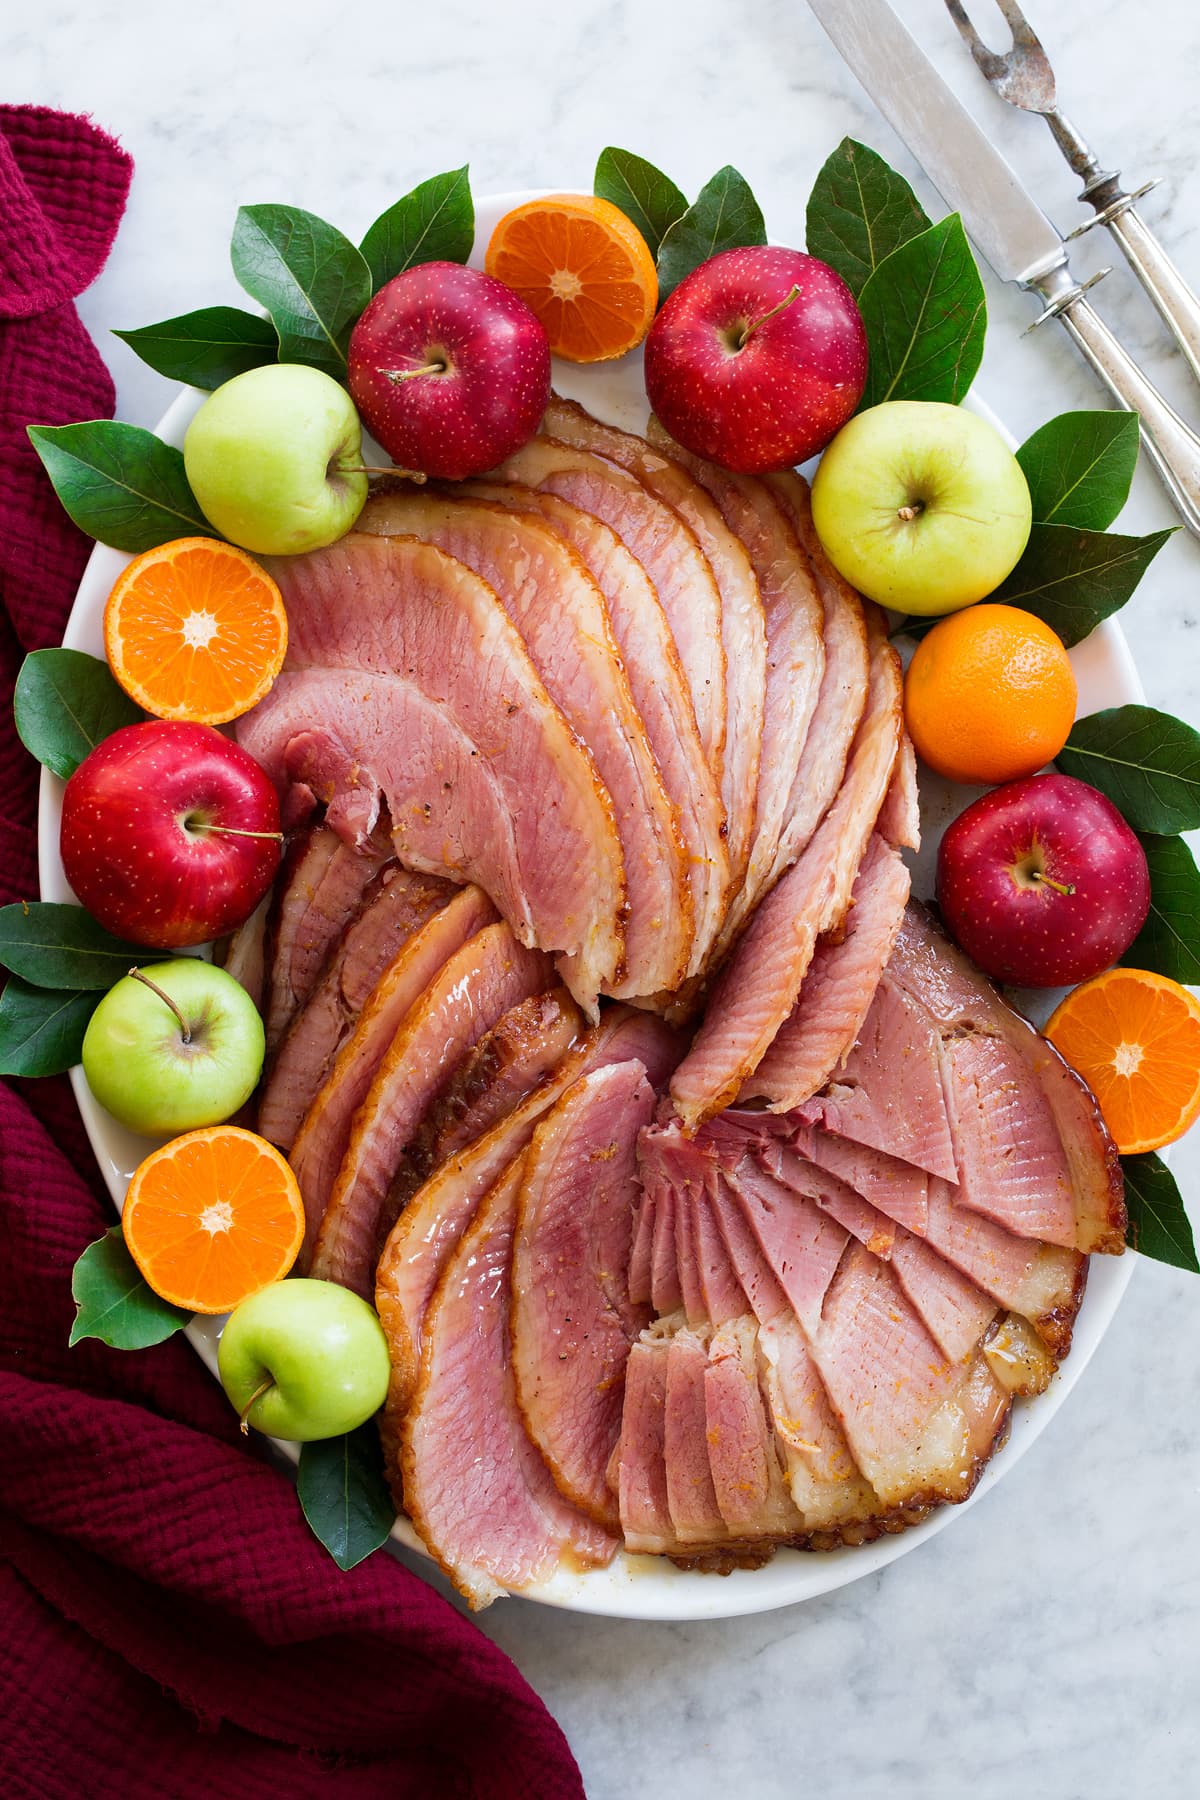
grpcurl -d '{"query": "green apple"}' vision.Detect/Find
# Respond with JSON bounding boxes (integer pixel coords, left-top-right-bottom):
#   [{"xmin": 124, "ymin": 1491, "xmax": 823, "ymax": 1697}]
[
  {"xmin": 183, "ymin": 363, "xmax": 369, "ymax": 555},
  {"xmin": 810, "ymin": 400, "xmax": 1033, "ymax": 616},
  {"xmin": 217, "ymin": 1278, "xmax": 391, "ymax": 1441},
  {"xmin": 82, "ymin": 959, "xmax": 264, "ymax": 1136}
]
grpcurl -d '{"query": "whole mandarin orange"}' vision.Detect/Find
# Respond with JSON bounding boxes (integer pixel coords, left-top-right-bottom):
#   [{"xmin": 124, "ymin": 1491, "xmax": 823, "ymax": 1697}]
[{"xmin": 904, "ymin": 603, "xmax": 1077, "ymax": 786}]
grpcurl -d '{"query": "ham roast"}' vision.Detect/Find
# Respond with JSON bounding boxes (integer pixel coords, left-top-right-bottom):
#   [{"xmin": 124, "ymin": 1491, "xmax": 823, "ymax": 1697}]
[{"xmin": 235, "ymin": 396, "xmax": 1127, "ymax": 1606}]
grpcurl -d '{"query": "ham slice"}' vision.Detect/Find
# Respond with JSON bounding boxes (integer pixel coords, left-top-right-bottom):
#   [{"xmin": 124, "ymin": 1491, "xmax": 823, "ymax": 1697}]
[
  {"xmin": 289, "ymin": 885, "xmax": 495, "ymax": 1256},
  {"xmin": 877, "ymin": 729, "xmax": 921, "ymax": 853},
  {"xmin": 215, "ymin": 891, "xmax": 270, "ymax": 1011},
  {"xmin": 238, "ymin": 533, "xmax": 624, "ymax": 1014},
  {"xmin": 757, "ymin": 1316, "xmax": 883, "ymax": 1532},
  {"xmin": 390, "ymin": 988, "xmax": 583, "ymax": 1212},
  {"xmin": 743, "ymin": 833, "xmax": 911, "ymax": 1109},
  {"xmin": 358, "ymin": 489, "xmax": 688, "ymax": 1000},
  {"xmin": 263, "ymin": 822, "xmax": 392, "ymax": 1050},
  {"xmin": 543, "ymin": 396, "xmax": 767, "ymax": 896},
  {"xmin": 663, "ymin": 1328, "xmax": 727, "ymax": 1545},
  {"xmin": 887, "ymin": 905, "xmax": 1126, "ymax": 1254},
  {"xmin": 461, "ymin": 481, "xmax": 727, "ymax": 980},
  {"xmin": 489, "ymin": 434, "xmax": 728, "ymax": 791},
  {"xmin": 669, "ymin": 609, "xmax": 903, "ymax": 1127},
  {"xmin": 375, "ymin": 1007, "xmax": 683, "ymax": 1420},
  {"xmin": 512, "ymin": 1062, "xmax": 655, "ymax": 1528},
  {"xmin": 921, "ymin": 1178, "xmax": 1086, "ymax": 1358},
  {"xmin": 310, "ymin": 922, "xmax": 552, "ymax": 1298},
  {"xmin": 940, "ymin": 1032, "xmax": 1078, "ymax": 1246},
  {"xmin": 615, "ymin": 1334, "xmax": 675, "ymax": 1555},
  {"xmin": 400, "ymin": 1155, "xmax": 618, "ymax": 1609},
  {"xmin": 258, "ymin": 866, "xmax": 454, "ymax": 1152},
  {"xmin": 783, "ymin": 1123, "xmax": 930, "ymax": 1236},
  {"xmin": 704, "ymin": 1318, "xmax": 802, "ymax": 1538}
]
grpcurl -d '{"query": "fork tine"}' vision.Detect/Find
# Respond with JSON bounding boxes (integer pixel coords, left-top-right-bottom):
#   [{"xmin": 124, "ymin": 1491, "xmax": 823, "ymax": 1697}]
[
  {"xmin": 943, "ymin": 0, "xmax": 1007, "ymax": 81},
  {"xmin": 994, "ymin": 0, "xmax": 1045, "ymax": 52}
]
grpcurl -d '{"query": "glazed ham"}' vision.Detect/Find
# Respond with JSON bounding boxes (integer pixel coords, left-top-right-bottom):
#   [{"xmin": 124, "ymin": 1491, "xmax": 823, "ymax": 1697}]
[{"xmin": 238, "ymin": 533, "xmax": 624, "ymax": 1014}]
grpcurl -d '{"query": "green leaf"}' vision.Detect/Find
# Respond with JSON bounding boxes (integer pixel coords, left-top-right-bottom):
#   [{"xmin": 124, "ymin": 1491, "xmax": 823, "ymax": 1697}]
[
  {"xmin": 360, "ymin": 167, "xmax": 475, "ymax": 294},
  {"xmin": 594, "ymin": 147, "xmax": 688, "ymax": 261},
  {"xmin": 991, "ymin": 522, "xmax": 1174, "ymax": 647},
  {"xmin": 0, "ymin": 903, "xmax": 168, "ymax": 991},
  {"xmin": 231, "ymin": 204, "xmax": 372, "ymax": 378},
  {"xmin": 858, "ymin": 214, "xmax": 987, "ymax": 408},
  {"xmin": 1058, "ymin": 705, "xmax": 1200, "ymax": 833},
  {"xmin": 69, "ymin": 1227, "xmax": 190, "ymax": 1348},
  {"xmin": 14, "ymin": 649, "xmax": 142, "ymax": 779},
  {"xmin": 27, "ymin": 421, "xmax": 216, "ymax": 553},
  {"xmin": 1124, "ymin": 833, "xmax": 1200, "ymax": 983},
  {"xmin": 0, "ymin": 977, "xmax": 97, "ymax": 1077},
  {"xmin": 297, "ymin": 1423, "xmax": 395, "ymax": 1571},
  {"xmin": 656, "ymin": 165, "xmax": 767, "ymax": 302},
  {"xmin": 113, "ymin": 305, "xmax": 279, "ymax": 390},
  {"xmin": 805, "ymin": 137, "xmax": 931, "ymax": 298},
  {"xmin": 1016, "ymin": 411, "xmax": 1139, "ymax": 529},
  {"xmin": 1121, "ymin": 1152, "xmax": 1199, "ymax": 1272}
]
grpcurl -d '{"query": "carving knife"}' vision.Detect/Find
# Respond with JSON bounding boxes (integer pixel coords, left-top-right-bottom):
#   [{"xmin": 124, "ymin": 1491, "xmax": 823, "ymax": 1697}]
[{"xmin": 806, "ymin": 0, "xmax": 1200, "ymax": 538}]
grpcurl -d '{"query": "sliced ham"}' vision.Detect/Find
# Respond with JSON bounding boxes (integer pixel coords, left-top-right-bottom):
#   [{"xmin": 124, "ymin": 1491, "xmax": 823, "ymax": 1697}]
[
  {"xmin": 615, "ymin": 1333, "xmax": 675, "ymax": 1555},
  {"xmin": 263, "ymin": 822, "xmax": 392, "ymax": 1050},
  {"xmin": 807, "ymin": 1244, "xmax": 1010, "ymax": 1508},
  {"xmin": 375, "ymin": 1007, "xmax": 683, "ymax": 1420},
  {"xmin": 888, "ymin": 1231, "xmax": 999, "ymax": 1366},
  {"xmin": 669, "ymin": 607, "xmax": 902, "ymax": 1127},
  {"xmin": 783, "ymin": 1123, "xmax": 930, "ymax": 1237},
  {"xmin": 400, "ymin": 1154, "xmax": 618, "ymax": 1609},
  {"xmin": 489, "ymin": 434, "xmax": 728, "ymax": 791},
  {"xmin": 390, "ymin": 988, "xmax": 583, "ymax": 1212},
  {"xmin": 647, "ymin": 421, "xmax": 825, "ymax": 938},
  {"xmin": 258, "ymin": 867, "xmax": 454, "ymax": 1152},
  {"xmin": 672, "ymin": 1174, "xmax": 709, "ymax": 1329},
  {"xmin": 743, "ymin": 833, "xmax": 910, "ymax": 1109},
  {"xmin": 725, "ymin": 1159, "xmax": 848, "ymax": 1335},
  {"xmin": 239, "ymin": 533, "xmax": 624, "ymax": 1014},
  {"xmin": 704, "ymin": 1318, "xmax": 802, "ymax": 1538},
  {"xmin": 461, "ymin": 481, "xmax": 727, "ymax": 980},
  {"xmin": 543, "ymin": 396, "xmax": 766, "ymax": 895},
  {"xmin": 877, "ymin": 728, "xmax": 921, "ymax": 852},
  {"xmin": 706, "ymin": 1168, "xmax": 790, "ymax": 1328},
  {"xmin": 215, "ymin": 891, "xmax": 270, "ymax": 1012},
  {"xmin": 310, "ymin": 922, "xmax": 553, "ymax": 1298},
  {"xmin": 289, "ymin": 885, "xmax": 495, "ymax": 1256},
  {"xmin": 512, "ymin": 1062, "xmax": 655, "ymax": 1528},
  {"xmin": 628, "ymin": 1187, "xmax": 656, "ymax": 1309},
  {"xmin": 663, "ymin": 1327, "xmax": 727, "ymax": 1545},
  {"xmin": 691, "ymin": 1177, "xmax": 751, "ymax": 1327},
  {"xmin": 940, "ymin": 1032, "xmax": 1078, "ymax": 1247},
  {"xmin": 887, "ymin": 905, "xmax": 1126, "ymax": 1254},
  {"xmin": 358, "ymin": 488, "xmax": 688, "ymax": 1000},
  {"xmin": 769, "ymin": 1146, "xmax": 897, "ymax": 1258},
  {"xmin": 757, "ymin": 1315, "xmax": 882, "ymax": 1533},
  {"xmin": 921, "ymin": 1178, "xmax": 1086, "ymax": 1358}
]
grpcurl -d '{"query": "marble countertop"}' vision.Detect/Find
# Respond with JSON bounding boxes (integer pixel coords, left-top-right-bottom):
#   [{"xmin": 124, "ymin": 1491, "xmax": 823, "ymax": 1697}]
[{"xmin": 10, "ymin": 0, "xmax": 1200, "ymax": 1791}]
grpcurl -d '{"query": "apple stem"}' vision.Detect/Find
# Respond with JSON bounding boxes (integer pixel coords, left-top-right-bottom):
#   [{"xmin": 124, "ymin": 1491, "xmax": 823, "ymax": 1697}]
[
  {"xmin": 127, "ymin": 967, "xmax": 191, "ymax": 1044},
  {"xmin": 897, "ymin": 501, "xmax": 925, "ymax": 522},
  {"xmin": 238, "ymin": 1377, "xmax": 276, "ymax": 1435},
  {"xmin": 736, "ymin": 285, "xmax": 803, "ymax": 349},
  {"xmin": 344, "ymin": 464, "xmax": 428, "ymax": 483},
  {"xmin": 1030, "ymin": 869, "xmax": 1076, "ymax": 897},
  {"xmin": 194, "ymin": 824, "xmax": 285, "ymax": 843},
  {"xmin": 383, "ymin": 359, "xmax": 448, "ymax": 382}
]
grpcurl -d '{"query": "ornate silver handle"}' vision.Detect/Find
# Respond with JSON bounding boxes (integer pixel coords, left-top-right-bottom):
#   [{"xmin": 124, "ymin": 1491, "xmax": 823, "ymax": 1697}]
[
  {"xmin": 1029, "ymin": 263, "xmax": 1200, "ymax": 539},
  {"xmin": 1067, "ymin": 179, "xmax": 1200, "ymax": 390}
]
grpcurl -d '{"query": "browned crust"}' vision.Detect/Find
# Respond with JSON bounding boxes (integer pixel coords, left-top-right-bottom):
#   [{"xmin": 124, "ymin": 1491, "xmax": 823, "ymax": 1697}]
[{"xmin": 1034, "ymin": 1251, "xmax": 1090, "ymax": 1360}]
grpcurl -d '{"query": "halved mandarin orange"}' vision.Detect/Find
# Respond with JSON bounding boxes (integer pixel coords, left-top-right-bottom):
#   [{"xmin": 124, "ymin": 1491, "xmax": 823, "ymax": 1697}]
[
  {"xmin": 1045, "ymin": 967, "xmax": 1200, "ymax": 1155},
  {"xmin": 122, "ymin": 1126, "xmax": 305, "ymax": 1314},
  {"xmin": 104, "ymin": 537, "xmax": 287, "ymax": 725},
  {"xmin": 485, "ymin": 193, "xmax": 658, "ymax": 363}
]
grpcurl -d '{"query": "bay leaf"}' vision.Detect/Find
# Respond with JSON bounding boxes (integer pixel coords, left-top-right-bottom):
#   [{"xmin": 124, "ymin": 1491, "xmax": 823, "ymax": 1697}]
[
  {"xmin": 231, "ymin": 204, "xmax": 372, "ymax": 378},
  {"xmin": 805, "ymin": 136, "xmax": 931, "ymax": 298},
  {"xmin": 1124, "ymin": 832, "xmax": 1200, "ymax": 983},
  {"xmin": 14, "ymin": 648, "xmax": 142, "ymax": 779},
  {"xmin": 656, "ymin": 165, "xmax": 766, "ymax": 301},
  {"xmin": 1016, "ymin": 409, "xmax": 1139, "ymax": 529},
  {"xmin": 0, "ymin": 902, "xmax": 168, "ymax": 990},
  {"xmin": 297, "ymin": 1423, "xmax": 395, "ymax": 1571},
  {"xmin": 1121, "ymin": 1152, "xmax": 1199, "ymax": 1273},
  {"xmin": 113, "ymin": 305, "xmax": 278, "ymax": 389},
  {"xmin": 360, "ymin": 166, "xmax": 475, "ymax": 294},
  {"xmin": 1058, "ymin": 705, "xmax": 1200, "ymax": 833},
  {"xmin": 0, "ymin": 977, "xmax": 97, "ymax": 1077},
  {"xmin": 69, "ymin": 1227, "xmax": 190, "ymax": 1348},
  {"xmin": 991, "ymin": 522, "xmax": 1174, "ymax": 646},
  {"xmin": 27, "ymin": 421, "xmax": 216, "ymax": 553},
  {"xmin": 594, "ymin": 147, "xmax": 688, "ymax": 261},
  {"xmin": 858, "ymin": 214, "xmax": 986, "ymax": 408}
]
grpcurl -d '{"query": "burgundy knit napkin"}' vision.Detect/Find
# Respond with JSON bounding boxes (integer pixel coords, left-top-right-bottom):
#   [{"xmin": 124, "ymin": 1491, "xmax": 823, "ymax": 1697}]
[{"xmin": 0, "ymin": 107, "xmax": 585, "ymax": 1800}]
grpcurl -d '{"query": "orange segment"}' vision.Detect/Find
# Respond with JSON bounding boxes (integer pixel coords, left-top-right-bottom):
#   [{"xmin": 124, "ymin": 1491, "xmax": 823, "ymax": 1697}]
[
  {"xmin": 485, "ymin": 194, "xmax": 658, "ymax": 363},
  {"xmin": 1045, "ymin": 968, "xmax": 1200, "ymax": 1155},
  {"xmin": 122, "ymin": 1125, "xmax": 305, "ymax": 1314},
  {"xmin": 104, "ymin": 537, "xmax": 288, "ymax": 725}
]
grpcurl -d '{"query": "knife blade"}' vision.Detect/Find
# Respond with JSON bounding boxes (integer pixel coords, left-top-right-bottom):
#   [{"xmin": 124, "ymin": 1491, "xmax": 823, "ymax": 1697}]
[
  {"xmin": 806, "ymin": 0, "xmax": 1066, "ymax": 286},
  {"xmin": 806, "ymin": 0, "xmax": 1200, "ymax": 540}
]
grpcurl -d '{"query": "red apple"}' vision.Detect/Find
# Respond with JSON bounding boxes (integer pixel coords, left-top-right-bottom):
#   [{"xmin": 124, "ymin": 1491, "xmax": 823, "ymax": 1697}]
[
  {"xmin": 347, "ymin": 261, "xmax": 551, "ymax": 480},
  {"xmin": 936, "ymin": 773, "xmax": 1150, "ymax": 988},
  {"xmin": 61, "ymin": 721, "xmax": 281, "ymax": 949},
  {"xmin": 643, "ymin": 245, "xmax": 868, "ymax": 474}
]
